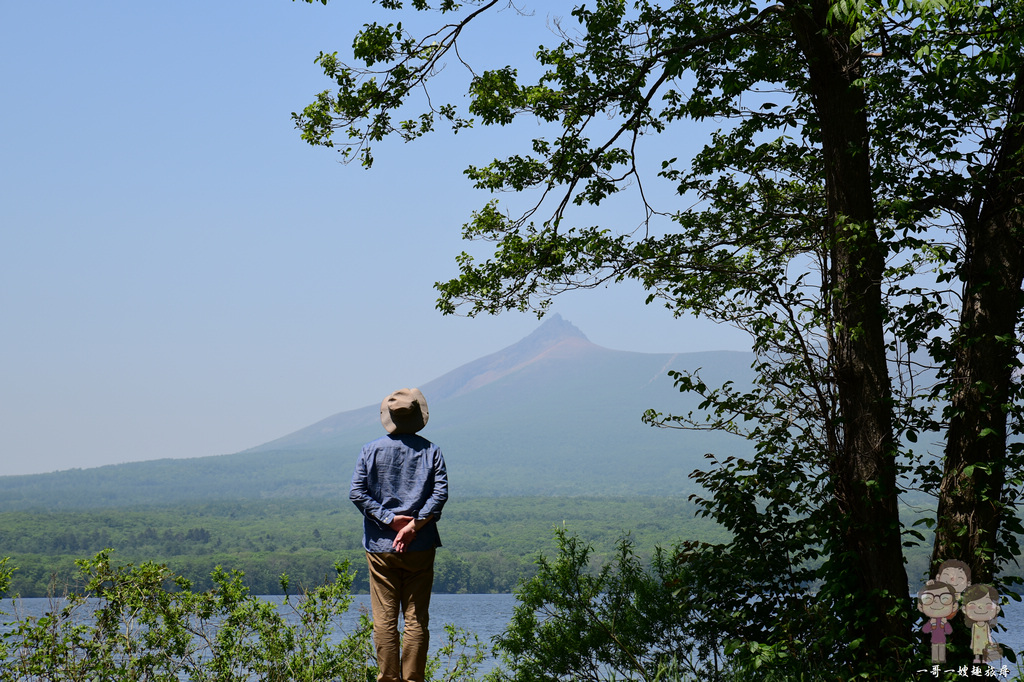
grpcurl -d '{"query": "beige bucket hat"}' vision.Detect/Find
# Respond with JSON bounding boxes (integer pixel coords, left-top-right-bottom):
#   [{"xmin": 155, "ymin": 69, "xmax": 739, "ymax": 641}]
[{"xmin": 380, "ymin": 388, "xmax": 429, "ymax": 434}]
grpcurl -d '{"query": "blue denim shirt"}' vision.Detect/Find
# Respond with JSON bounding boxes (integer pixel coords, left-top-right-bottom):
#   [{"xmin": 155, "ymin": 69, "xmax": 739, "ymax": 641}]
[{"xmin": 350, "ymin": 433, "xmax": 448, "ymax": 553}]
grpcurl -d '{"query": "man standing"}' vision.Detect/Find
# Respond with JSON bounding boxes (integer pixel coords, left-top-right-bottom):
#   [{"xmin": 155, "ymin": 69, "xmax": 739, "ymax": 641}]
[{"xmin": 350, "ymin": 388, "xmax": 448, "ymax": 682}]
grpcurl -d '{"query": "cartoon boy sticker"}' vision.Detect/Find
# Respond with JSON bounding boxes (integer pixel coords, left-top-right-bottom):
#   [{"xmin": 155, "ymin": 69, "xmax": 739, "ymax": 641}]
[
  {"xmin": 935, "ymin": 559, "xmax": 972, "ymax": 598},
  {"xmin": 918, "ymin": 581, "xmax": 958, "ymax": 663},
  {"xmin": 962, "ymin": 583, "xmax": 1001, "ymax": 664}
]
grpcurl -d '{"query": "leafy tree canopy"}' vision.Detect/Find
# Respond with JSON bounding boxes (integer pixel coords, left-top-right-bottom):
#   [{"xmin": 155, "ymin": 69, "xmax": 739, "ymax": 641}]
[{"xmin": 293, "ymin": 0, "xmax": 1024, "ymax": 675}]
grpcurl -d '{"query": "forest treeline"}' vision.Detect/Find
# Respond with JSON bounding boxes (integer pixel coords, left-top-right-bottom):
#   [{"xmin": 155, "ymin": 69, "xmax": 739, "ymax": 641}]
[{"xmin": 0, "ymin": 497, "xmax": 729, "ymax": 597}]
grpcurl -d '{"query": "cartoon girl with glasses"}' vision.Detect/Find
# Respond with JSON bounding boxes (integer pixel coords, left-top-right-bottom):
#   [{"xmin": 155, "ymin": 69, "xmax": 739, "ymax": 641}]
[{"xmin": 918, "ymin": 581, "xmax": 958, "ymax": 663}]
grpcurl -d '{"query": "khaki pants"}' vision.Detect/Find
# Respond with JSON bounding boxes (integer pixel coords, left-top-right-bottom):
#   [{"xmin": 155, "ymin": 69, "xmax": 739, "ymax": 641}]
[{"xmin": 366, "ymin": 549, "xmax": 436, "ymax": 682}]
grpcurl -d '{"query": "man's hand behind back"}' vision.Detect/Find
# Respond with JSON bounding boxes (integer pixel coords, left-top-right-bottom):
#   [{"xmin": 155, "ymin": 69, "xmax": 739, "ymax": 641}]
[
  {"xmin": 393, "ymin": 522, "xmax": 417, "ymax": 553},
  {"xmin": 388, "ymin": 515, "xmax": 414, "ymax": 531}
]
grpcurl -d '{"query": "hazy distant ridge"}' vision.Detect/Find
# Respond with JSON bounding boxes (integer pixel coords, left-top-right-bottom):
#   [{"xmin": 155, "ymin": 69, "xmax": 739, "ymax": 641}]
[
  {"xmin": 0, "ymin": 316, "xmax": 754, "ymax": 510},
  {"xmin": 246, "ymin": 315, "xmax": 598, "ymax": 453}
]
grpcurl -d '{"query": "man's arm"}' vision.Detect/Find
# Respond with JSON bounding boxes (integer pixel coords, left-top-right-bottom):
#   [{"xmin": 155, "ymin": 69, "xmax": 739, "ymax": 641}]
[
  {"xmin": 389, "ymin": 515, "xmax": 415, "ymax": 531},
  {"xmin": 350, "ymin": 450, "xmax": 396, "ymax": 526},
  {"xmin": 417, "ymin": 448, "xmax": 449, "ymax": 521}
]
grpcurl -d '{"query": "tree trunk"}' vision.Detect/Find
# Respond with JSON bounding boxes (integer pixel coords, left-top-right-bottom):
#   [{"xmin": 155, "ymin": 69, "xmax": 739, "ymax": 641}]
[
  {"xmin": 932, "ymin": 73, "xmax": 1024, "ymax": 584},
  {"xmin": 788, "ymin": 0, "xmax": 911, "ymax": 661}
]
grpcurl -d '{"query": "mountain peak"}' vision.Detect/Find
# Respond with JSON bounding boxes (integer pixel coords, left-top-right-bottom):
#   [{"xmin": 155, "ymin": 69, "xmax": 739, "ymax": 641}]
[
  {"xmin": 420, "ymin": 314, "xmax": 597, "ymax": 401},
  {"xmin": 525, "ymin": 313, "xmax": 589, "ymax": 345},
  {"xmin": 242, "ymin": 316, "xmax": 603, "ymax": 452}
]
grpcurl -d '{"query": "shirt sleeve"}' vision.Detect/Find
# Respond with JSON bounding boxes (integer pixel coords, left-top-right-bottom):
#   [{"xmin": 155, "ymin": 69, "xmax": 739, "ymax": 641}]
[
  {"xmin": 349, "ymin": 447, "xmax": 394, "ymax": 526},
  {"xmin": 418, "ymin": 447, "xmax": 448, "ymax": 521}
]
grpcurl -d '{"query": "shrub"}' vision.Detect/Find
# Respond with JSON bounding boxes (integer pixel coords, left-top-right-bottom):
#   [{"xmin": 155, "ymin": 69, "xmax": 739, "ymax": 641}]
[{"xmin": 0, "ymin": 551, "xmax": 485, "ymax": 682}]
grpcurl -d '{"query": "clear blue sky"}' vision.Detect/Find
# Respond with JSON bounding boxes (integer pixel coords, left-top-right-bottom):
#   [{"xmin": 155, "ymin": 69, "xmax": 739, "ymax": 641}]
[{"xmin": 1, "ymin": 1, "xmax": 750, "ymax": 476}]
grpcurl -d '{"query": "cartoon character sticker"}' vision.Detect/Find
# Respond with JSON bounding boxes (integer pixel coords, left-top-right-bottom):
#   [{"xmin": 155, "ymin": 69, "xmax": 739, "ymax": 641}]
[
  {"xmin": 962, "ymin": 583, "xmax": 1001, "ymax": 664},
  {"xmin": 918, "ymin": 581, "xmax": 959, "ymax": 663},
  {"xmin": 935, "ymin": 559, "xmax": 971, "ymax": 599}
]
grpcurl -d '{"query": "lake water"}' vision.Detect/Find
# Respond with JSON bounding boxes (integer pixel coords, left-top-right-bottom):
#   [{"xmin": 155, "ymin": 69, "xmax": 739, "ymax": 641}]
[{"xmin": 5, "ymin": 592, "xmax": 1024, "ymax": 677}]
